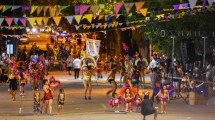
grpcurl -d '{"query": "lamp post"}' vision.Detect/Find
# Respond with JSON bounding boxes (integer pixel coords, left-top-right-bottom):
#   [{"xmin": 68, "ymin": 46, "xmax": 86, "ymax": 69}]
[
  {"xmin": 202, "ymin": 37, "xmax": 207, "ymax": 69},
  {"xmin": 171, "ymin": 36, "xmax": 175, "ymax": 68}
]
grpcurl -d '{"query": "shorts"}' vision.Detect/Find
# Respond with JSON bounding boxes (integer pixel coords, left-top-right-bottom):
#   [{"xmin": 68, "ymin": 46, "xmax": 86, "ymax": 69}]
[
  {"xmin": 20, "ymin": 83, "xmax": 25, "ymax": 86},
  {"xmin": 67, "ymin": 67, "xmax": 72, "ymax": 71},
  {"xmin": 58, "ymin": 101, "xmax": 64, "ymax": 105},
  {"xmin": 132, "ymin": 79, "xmax": 139, "ymax": 85}
]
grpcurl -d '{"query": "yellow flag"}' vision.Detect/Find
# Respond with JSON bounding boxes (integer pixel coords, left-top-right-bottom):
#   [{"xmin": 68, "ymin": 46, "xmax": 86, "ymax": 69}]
[
  {"xmin": 82, "ymin": 14, "xmax": 93, "ymax": 23},
  {"xmin": 74, "ymin": 15, "xmax": 82, "ymax": 24},
  {"xmin": 140, "ymin": 8, "xmax": 147, "ymax": 16},
  {"xmin": 36, "ymin": 17, "xmax": 43, "ymax": 25},
  {"xmin": 179, "ymin": 5, "xmax": 183, "ymax": 10},
  {"xmin": 53, "ymin": 17, "xmax": 61, "ymax": 26},
  {"xmin": 83, "ymin": 24, "xmax": 87, "ymax": 29},
  {"xmin": 87, "ymin": 25, "xmax": 91, "ymax": 29},
  {"xmin": 27, "ymin": 17, "xmax": 36, "ymax": 26},
  {"xmin": 43, "ymin": 17, "xmax": 49, "ymax": 26},
  {"xmin": 116, "ymin": 14, "xmax": 121, "ymax": 19},
  {"xmin": 30, "ymin": 6, "xmax": 38, "ymax": 14},
  {"xmin": 98, "ymin": 15, "xmax": 104, "ymax": 20},
  {"xmin": 104, "ymin": 23, "xmax": 107, "ymax": 29}
]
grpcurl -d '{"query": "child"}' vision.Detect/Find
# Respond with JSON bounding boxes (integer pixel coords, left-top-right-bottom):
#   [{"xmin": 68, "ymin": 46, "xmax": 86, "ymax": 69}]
[
  {"xmin": 134, "ymin": 94, "xmax": 142, "ymax": 112},
  {"xmin": 33, "ymin": 87, "xmax": 41, "ymax": 115},
  {"xmin": 156, "ymin": 86, "xmax": 169, "ymax": 114},
  {"xmin": 108, "ymin": 93, "xmax": 121, "ymax": 112},
  {"xmin": 58, "ymin": 88, "xmax": 65, "ymax": 114},
  {"xmin": 124, "ymin": 88, "xmax": 133, "ymax": 112}
]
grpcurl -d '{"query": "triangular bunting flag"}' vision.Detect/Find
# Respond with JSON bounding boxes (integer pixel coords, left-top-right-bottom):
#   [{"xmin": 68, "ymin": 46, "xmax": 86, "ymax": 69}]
[
  {"xmin": 53, "ymin": 17, "xmax": 61, "ymax": 26},
  {"xmin": 13, "ymin": 18, "xmax": 19, "ymax": 25},
  {"xmin": 60, "ymin": 5, "xmax": 70, "ymax": 11},
  {"xmin": 65, "ymin": 16, "xmax": 74, "ymax": 24},
  {"xmin": 75, "ymin": 5, "xmax": 80, "ymax": 14},
  {"xmin": 98, "ymin": 15, "xmax": 104, "ymax": 20},
  {"xmin": 104, "ymin": 23, "xmax": 107, "ymax": 29},
  {"xmin": 91, "ymin": 5, "xmax": 100, "ymax": 16},
  {"xmin": 98, "ymin": 4, "xmax": 105, "ymax": 14},
  {"xmin": 124, "ymin": 3, "xmax": 134, "ymax": 14},
  {"xmin": 82, "ymin": 14, "xmax": 93, "ymax": 23},
  {"xmin": 37, "ymin": 6, "xmax": 43, "ymax": 15},
  {"xmin": 75, "ymin": 25, "xmax": 82, "ymax": 30},
  {"xmin": 49, "ymin": 6, "xmax": 55, "ymax": 17},
  {"xmin": 96, "ymin": 25, "xmax": 100, "ymax": 29},
  {"xmin": 107, "ymin": 15, "xmax": 112, "ymax": 21},
  {"xmin": 119, "ymin": 23, "xmax": 123, "ymax": 26},
  {"xmin": 108, "ymin": 23, "xmax": 112, "ymax": 28},
  {"xmin": 114, "ymin": 3, "xmax": 123, "ymax": 14},
  {"xmin": 135, "ymin": 2, "xmax": 145, "ymax": 12},
  {"xmin": 87, "ymin": 25, "xmax": 91, "ymax": 29},
  {"xmin": 19, "ymin": 18, "xmax": 27, "ymax": 26},
  {"xmin": 91, "ymin": 24, "xmax": 95, "ymax": 29},
  {"xmin": 189, "ymin": 0, "xmax": 198, "ymax": 10},
  {"xmin": 55, "ymin": 5, "xmax": 60, "ymax": 16},
  {"xmin": 179, "ymin": 5, "xmax": 184, "ymax": 9},
  {"xmin": 36, "ymin": 17, "xmax": 43, "ymax": 25},
  {"xmin": 11, "ymin": 6, "xmax": 21, "ymax": 11},
  {"xmin": 116, "ymin": 14, "xmax": 121, "ymax": 19},
  {"xmin": 173, "ymin": 4, "xmax": 180, "ymax": 10},
  {"xmin": 74, "ymin": 15, "xmax": 82, "ymax": 24},
  {"xmin": 3, "ymin": 5, "xmax": 12, "ymax": 13},
  {"xmin": 5, "ymin": 18, "xmax": 13, "ymax": 26},
  {"xmin": 140, "ymin": 8, "xmax": 148, "ymax": 16},
  {"xmin": 31, "ymin": 6, "xmax": 38, "ymax": 14},
  {"xmin": 27, "ymin": 17, "xmax": 36, "ymax": 26},
  {"xmin": 83, "ymin": 24, "xmax": 87, "ymax": 29},
  {"xmin": 207, "ymin": 0, "xmax": 213, "ymax": 6},
  {"xmin": 43, "ymin": 6, "xmax": 49, "ymax": 16},
  {"xmin": 181, "ymin": 3, "xmax": 189, "ymax": 9},
  {"xmin": 0, "ymin": 5, "xmax": 3, "ymax": 10},
  {"xmin": 43, "ymin": 17, "xmax": 49, "ymax": 25},
  {"xmin": 80, "ymin": 5, "xmax": 90, "ymax": 15},
  {"xmin": 0, "ymin": 18, "xmax": 4, "ymax": 26},
  {"xmin": 22, "ymin": 6, "xmax": 31, "ymax": 11},
  {"xmin": 100, "ymin": 25, "xmax": 104, "ymax": 29}
]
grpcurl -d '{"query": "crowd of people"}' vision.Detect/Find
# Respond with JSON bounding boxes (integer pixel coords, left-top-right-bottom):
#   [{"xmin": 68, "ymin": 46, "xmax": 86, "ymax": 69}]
[{"xmin": 0, "ymin": 41, "xmax": 215, "ymax": 120}]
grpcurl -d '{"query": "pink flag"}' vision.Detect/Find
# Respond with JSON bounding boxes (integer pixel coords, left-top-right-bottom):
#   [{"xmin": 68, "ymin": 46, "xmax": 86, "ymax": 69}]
[
  {"xmin": 80, "ymin": 5, "xmax": 90, "ymax": 15},
  {"xmin": 114, "ymin": 3, "xmax": 123, "ymax": 14},
  {"xmin": 5, "ymin": 18, "xmax": 13, "ymax": 26}
]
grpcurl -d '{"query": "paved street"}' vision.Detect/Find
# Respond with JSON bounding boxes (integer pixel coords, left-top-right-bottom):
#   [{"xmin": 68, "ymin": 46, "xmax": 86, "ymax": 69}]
[{"xmin": 0, "ymin": 71, "xmax": 215, "ymax": 120}]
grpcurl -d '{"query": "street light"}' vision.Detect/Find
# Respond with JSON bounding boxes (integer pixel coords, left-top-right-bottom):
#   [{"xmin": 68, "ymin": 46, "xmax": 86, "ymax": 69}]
[{"xmin": 171, "ymin": 36, "xmax": 175, "ymax": 68}]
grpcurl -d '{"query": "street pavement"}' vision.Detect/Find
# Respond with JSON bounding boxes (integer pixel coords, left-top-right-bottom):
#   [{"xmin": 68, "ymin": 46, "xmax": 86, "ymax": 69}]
[{"xmin": 0, "ymin": 71, "xmax": 215, "ymax": 120}]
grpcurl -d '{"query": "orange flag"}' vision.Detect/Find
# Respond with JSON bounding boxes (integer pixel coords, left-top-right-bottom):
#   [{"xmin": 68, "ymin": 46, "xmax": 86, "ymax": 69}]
[{"xmin": 135, "ymin": 2, "xmax": 145, "ymax": 12}]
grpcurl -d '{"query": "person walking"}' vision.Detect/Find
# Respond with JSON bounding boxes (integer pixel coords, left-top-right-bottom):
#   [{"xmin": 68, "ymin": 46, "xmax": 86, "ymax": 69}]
[
  {"xmin": 73, "ymin": 57, "xmax": 81, "ymax": 79},
  {"xmin": 8, "ymin": 69, "xmax": 18, "ymax": 101},
  {"xmin": 83, "ymin": 65, "xmax": 95, "ymax": 100},
  {"xmin": 66, "ymin": 54, "xmax": 73, "ymax": 75}
]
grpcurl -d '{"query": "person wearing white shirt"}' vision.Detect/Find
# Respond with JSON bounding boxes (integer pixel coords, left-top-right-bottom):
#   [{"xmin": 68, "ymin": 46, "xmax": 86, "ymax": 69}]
[{"xmin": 73, "ymin": 57, "xmax": 81, "ymax": 79}]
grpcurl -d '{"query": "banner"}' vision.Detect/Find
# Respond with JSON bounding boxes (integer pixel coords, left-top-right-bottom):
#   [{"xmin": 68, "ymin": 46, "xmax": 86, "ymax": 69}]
[
  {"xmin": 80, "ymin": 5, "xmax": 90, "ymax": 15},
  {"xmin": 42, "ymin": 17, "xmax": 49, "ymax": 26},
  {"xmin": 11, "ymin": 6, "xmax": 21, "ymax": 11},
  {"xmin": 208, "ymin": 0, "xmax": 213, "ymax": 6},
  {"xmin": 124, "ymin": 3, "xmax": 134, "ymax": 14},
  {"xmin": 65, "ymin": 16, "xmax": 74, "ymax": 24},
  {"xmin": 31, "ymin": 6, "xmax": 38, "ymax": 14},
  {"xmin": 3, "ymin": 5, "xmax": 12, "ymax": 13},
  {"xmin": 37, "ymin": 6, "xmax": 43, "ymax": 15},
  {"xmin": 135, "ymin": 2, "xmax": 145, "ymax": 12},
  {"xmin": 189, "ymin": 0, "xmax": 198, "ymax": 10},
  {"xmin": 82, "ymin": 14, "xmax": 93, "ymax": 23},
  {"xmin": 0, "ymin": 18, "xmax": 4, "ymax": 26},
  {"xmin": 27, "ymin": 17, "xmax": 35, "ymax": 26},
  {"xmin": 13, "ymin": 18, "xmax": 19, "ymax": 25},
  {"xmin": 43, "ymin": 6, "xmax": 49, "ymax": 16},
  {"xmin": 86, "ymin": 39, "xmax": 101, "ymax": 57},
  {"xmin": 140, "ymin": 8, "xmax": 148, "ymax": 16},
  {"xmin": 36, "ymin": 17, "xmax": 43, "ymax": 25},
  {"xmin": 19, "ymin": 18, "xmax": 27, "ymax": 26},
  {"xmin": 114, "ymin": 3, "xmax": 123, "ymax": 14},
  {"xmin": 75, "ymin": 5, "xmax": 80, "ymax": 14},
  {"xmin": 91, "ymin": 5, "xmax": 100, "ymax": 17},
  {"xmin": 53, "ymin": 17, "xmax": 61, "ymax": 26},
  {"xmin": 74, "ymin": 15, "xmax": 82, "ymax": 24},
  {"xmin": 22, "ymin": 6, "xmax": 31, "ymax": 11},
  {"xmin": 5, "ymin": 18, "xmax": 13, "ymax": 26}
]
